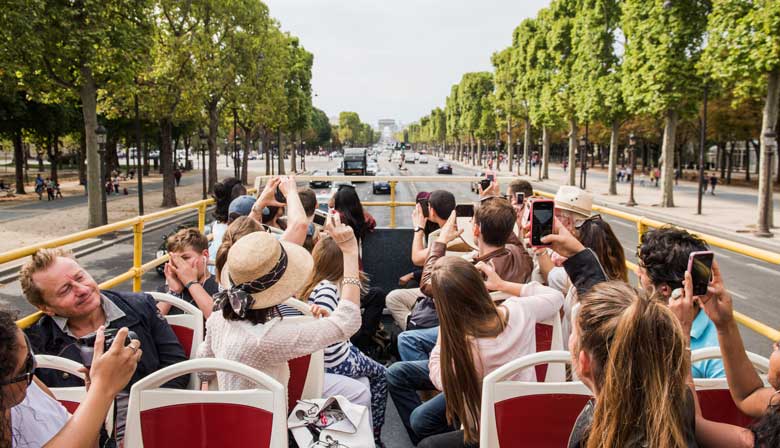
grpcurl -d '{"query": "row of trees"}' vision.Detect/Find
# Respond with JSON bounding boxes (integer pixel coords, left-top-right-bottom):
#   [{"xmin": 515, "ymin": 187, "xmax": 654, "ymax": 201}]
[
  {"xmin": 337, "ymin": 111, "xmax": 379, "ymax": 148},
  {"xmin": 0, "ymin": 0, "xmax": 320, "ymax": 227},
  {"xmin": 404, "ymin": 0, "xmax": 779, "ymax": 230}
]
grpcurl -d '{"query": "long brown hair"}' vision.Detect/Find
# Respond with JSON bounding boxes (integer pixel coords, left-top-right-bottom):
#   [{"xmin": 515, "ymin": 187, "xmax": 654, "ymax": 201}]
[
  {"xmin": 298, "ymin": 236, "xmax": 367, "ymax": 301},
  {"xmin": 577, "ymin": 217, "xmax": 628, "ymax": 282},
  {"xmin": 430, "ymin": 256, "xmax": 506, "ymax": 444},
  {"xmin": 575, "ymin": 281, "xmax": 690, "ymax": 448},
  {"xmin": 215, "ymin": 216, "xmax": 262, "ymax": 281}
]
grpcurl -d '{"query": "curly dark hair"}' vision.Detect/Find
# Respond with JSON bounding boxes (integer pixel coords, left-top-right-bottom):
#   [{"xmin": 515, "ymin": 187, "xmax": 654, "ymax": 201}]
[
  {"xmin": 1, "ymin": 309, "xmax": 21, "ymax": 446},
  {"xmin": 752, "ymin": 402, "xmax": 780, "ymax": 448},
  {"xmin": 638, "ymin": 227, "xmax": 707, "ymax": 290}
]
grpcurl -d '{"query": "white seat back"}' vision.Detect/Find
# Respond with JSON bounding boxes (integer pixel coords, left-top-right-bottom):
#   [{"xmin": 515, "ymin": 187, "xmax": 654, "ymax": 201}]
[
  {"xmin": 148, "ymin": 292, "xmax": 204, "ymax": 389},
  {"xmin": 124, "ymin": 358, "xmax": 287, "ymax": 448},
  {"xmin": 480, "ymin": 351, "xmax": 591, "ymax": 448}
]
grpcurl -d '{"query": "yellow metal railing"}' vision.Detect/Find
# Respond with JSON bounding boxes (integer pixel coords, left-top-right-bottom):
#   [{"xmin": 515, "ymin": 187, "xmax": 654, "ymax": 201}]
[
  {"xmin": 7, "ymin": 174, "xmax": 779, "ymax": 342},
  {"xmin": 7, "ymin": 189, "xmax": 254, "ymax": 328}
]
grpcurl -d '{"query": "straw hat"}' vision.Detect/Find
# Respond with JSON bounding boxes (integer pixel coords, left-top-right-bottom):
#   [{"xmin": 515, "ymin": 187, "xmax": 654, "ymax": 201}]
[
  {"xmin": 220, "ymin": 231, "xmax": 313, "ymax": 310},
  {"xmin": 554, "ymin": 186, "xmax": 593, "ymax": 219}
]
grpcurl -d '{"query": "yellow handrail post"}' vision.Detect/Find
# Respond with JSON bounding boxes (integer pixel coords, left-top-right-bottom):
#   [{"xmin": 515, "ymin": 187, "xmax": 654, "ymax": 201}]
[
  {"xmin": 198, "ymin": 201, "xmax": 207, "ymax": 233},
  {"xmin": 132, "ymin": 221, "xmax": 144, "ymax": 292},
  {"xmin": 637, "ymin": 217, "xmax": 649, "ymax": 241},
  {"xmin": 389, "ymin": 181, "xmax": 397, "ymax": 228}
]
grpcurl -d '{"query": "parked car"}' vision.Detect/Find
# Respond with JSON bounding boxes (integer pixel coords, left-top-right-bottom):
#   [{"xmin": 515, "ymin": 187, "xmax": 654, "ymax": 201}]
[
  {"xmin": 418, "ymin": 155, "xmax": 429, "ymax": 164},
  {"xmin": 437, "ymin": 163, "xmax": 453, "ymax": 174},
  {"xmin": 406, "ymin": 153, "xmax": 417, "ymax": 164},
  {"xmin": 308, "ymin": 170, "xmax": 332, "ymax": 189},
  {"xmin": 372, "ymin": 172, "xmax": 391, "ymax": 194}
]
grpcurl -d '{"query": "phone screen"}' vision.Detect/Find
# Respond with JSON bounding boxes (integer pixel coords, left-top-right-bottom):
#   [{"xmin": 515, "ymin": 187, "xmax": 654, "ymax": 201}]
[
  {"xmin": 515, "ymin": 192, "xmax": 525, "ymax": 205},
  {"xmin": 313, "ymin": 211, "xmax": 327, "ymax": 226},
  {"xmin": 531, "ymin": 200, "xmax": 554, "ymax": 246},
  {"xmin": 689, "ymin": 252, "xmax": 714, "ymax": 296},
  {"xmin": 480, "ymin": 179, "xmax": 491, "ymax": 191},
  {"xmin": 417, "ymin": 198, "xmax": 430, "ymax": 218},
  {"xmin": 455, "ymin": 203, "xmax": 474, "ymax": 218},
  {"xmin": 487, "ymin": 174, "xmax": 495, "ymax": 181},
  {"xmin": 274, "ymin": 185, "xmax": 286, "ymax": 204}
]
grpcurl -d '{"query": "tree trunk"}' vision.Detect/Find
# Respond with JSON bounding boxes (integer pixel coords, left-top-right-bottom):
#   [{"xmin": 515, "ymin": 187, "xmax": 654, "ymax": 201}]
[
  {"xmin": 290, "ymin": 132, "xmax": 297, "ymax": 173},
  {"xmin": 79, "ymin": 67, "xmax": 103, "ymax": 227},
  {"xmin": 507, "ymin": 117, "xmax": 513, "ymax": 172},
  {"xmin": 125, "ymin": 137, "xmax": 130, "ymax": 173},
  {"xmin": 719, "ymin": 142, "xmax": 727, "ymax": 179},
  {"xmin": 745, "ymin": 140, "xmax": 751, "ymax": 182},
  {"xmin": 241, "ymin": 125, "xmax": 250, "ymax": 184},
  {"xmin": 726, "ymin": 141, "xmax": 734, "ymax": 184},
  {"xmin": 608, "ymin": 120, "xmax": 619, "ymax": 195},
  {"xmin": 47, "ymin": 134, "xmax": 60, "ymax": 183},
  {"xmin": 159, "ymin": 118, "xmax": 177, "ymax": 207},
  {"xmin": 183, "ymin": 135, "xmax": 190, "ymax": 170},
  {"xmin": 13, "ymin": 130, "xmax": 25, "ymax": 194},
  {"xmin": 207, "ymin": 102, "xmax": 219, "ymax": 193},
  {"xmin": 78, "ymin": 131, "xmax": 87, "ymax": 185},
  {"xmin": 542, "ymin": 126, "xmax": 550, "ymax": 180},
  {"xmin": 477, "ymin": 138, "xmax": 482, "ymax": 167},
  {"xmin": 278, "ymin": 129, "xmax": 285, "ymax": 175},
  {"xmin": 757, "ymin": 68, "xmax": 779, "ymax": 230},
  {"xmin": 661, "ymin": 109, "xmax": 678, "ymax": 207},
  {"xmin": 524, "ymin": 119, "xmax": 531, "ymax": 175},
  {"xmin": 264, "ymin": 128, "xmax": 271, "ymax": 175},
  {"xmin": 568, "ymin": 117, "xmax": 577, "ymax": 186}
]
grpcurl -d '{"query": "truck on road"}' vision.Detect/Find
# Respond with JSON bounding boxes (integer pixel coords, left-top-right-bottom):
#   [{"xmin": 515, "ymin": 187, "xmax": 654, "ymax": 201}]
[{"xmin": 343, "ymin": 148, "xmax": 367, "ymax": 176}]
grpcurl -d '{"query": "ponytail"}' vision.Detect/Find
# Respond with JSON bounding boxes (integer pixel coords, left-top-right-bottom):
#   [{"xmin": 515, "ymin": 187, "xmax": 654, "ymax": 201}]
[{"xmin": 577, "ymin": 282, "xmax": 690, "ymax": 448}]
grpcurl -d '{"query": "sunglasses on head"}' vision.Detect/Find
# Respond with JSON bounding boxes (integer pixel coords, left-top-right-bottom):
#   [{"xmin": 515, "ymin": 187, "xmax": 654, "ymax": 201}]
[
  {"xmin": 574, "ymin": 214, "xmax": 603, "ymax": 229},
  {"xmin": 1, "ymin": 334, "xmax": 36, "ymax": 387}
]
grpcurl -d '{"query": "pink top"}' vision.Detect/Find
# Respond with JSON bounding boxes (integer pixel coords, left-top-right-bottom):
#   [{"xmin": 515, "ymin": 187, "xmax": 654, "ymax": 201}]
[{"xmin": 429, "ymin": 282, "xmax": 563, "ymax": 389}]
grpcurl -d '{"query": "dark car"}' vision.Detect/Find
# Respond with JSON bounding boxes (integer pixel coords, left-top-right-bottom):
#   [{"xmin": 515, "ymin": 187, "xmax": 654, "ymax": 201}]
[
  {"xmin": 308, "ymin": 170, "xmax": 332, "ymax": 189},
  {"xmin": 437, "ymin": 163, "xmax": 453, "ymax": 175},
  {"xmin": 372, "ymin": 172, "xmax": 391, "ymax": 194}
]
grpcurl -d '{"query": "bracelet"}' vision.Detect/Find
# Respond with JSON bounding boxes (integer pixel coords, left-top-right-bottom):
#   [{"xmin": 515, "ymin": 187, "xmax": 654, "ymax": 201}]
[
  {"xmin": 184, "ymin": 280, "xmax": 200, "ymax": 290},
  {"xmin": 342, "ymin": 277, "xmax": 361, "ymax": 287},
  {"xmin": 414, "ymin": 226, "xmax": 424, "ymax": 233}
]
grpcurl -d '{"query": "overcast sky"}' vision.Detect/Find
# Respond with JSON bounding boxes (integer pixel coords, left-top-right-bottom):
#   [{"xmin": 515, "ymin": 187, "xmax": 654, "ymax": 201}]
[{"xmin": 264, "ymin": 0, "xmax": 548, "ymax": 128}]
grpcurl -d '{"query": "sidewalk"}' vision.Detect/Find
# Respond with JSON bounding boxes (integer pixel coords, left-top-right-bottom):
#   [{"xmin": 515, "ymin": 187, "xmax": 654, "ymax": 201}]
[{"xmin": 444, "ymin": 156, "xmax": 780, "ymax": 253}]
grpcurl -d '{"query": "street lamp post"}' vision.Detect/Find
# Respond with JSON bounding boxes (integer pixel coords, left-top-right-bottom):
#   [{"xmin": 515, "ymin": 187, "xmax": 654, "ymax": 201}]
[
  {"xmin": 627, "ymin": 133, "xmax": 638, "ymax": 207},
  {"xmin": 199, "ymin": 129, "xmax": 207, "ymax": 199},
  {"xmin": 95, "ymin": 124, "xmax": 108, "ymax": 225},
  {"xmin": 697, "ymin": 84, "xmax": 708, "ymax": 215},
  {"xmin": 232, "ymin": 108, "xmax": 239, "ymax": 179},
  {"xmin": 537, "ymin": 137, "xmax": 543, "ymax": 181},
  {"xmin": 757, "ymin": 130, "xmax": 777, "ymax": 237},
  {"xmin": 301, "ymin": 141, "xmax": 306, "ymax": 172},
  {"xmin": 579, "ymin": 135, "xmax": 588, "ymax": 189}
]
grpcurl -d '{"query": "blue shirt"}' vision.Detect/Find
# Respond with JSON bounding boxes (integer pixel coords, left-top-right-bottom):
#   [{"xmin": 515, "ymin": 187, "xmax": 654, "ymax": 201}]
[{"xmin": 690, "ymin": 309, "xmax": 725, "ymax": 378}]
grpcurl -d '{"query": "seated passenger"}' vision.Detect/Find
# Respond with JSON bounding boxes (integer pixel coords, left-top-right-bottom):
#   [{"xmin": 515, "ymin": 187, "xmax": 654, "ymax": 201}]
[
  {"xmin": 298, "ymin": 187, "xmax": 321, "ymax": 252},
  {"xmin": 397, "ymin": 196, "xmax": 534, "ymax": 363},
  {"xmin": 386, "ymin": 190, "xmax": 456, "ymax": 331},
  {"xmin": 206, "ymin": 177, "xmax": 246, "ymax": 275},
  {"xmin": 567, "ymin": 281, "xmax": 697, "ymax": 447},
  {"xmin": 686, "ymin": 261, "xmax": 780, "ymax": 447},
  {"xmin": 157, "ymin": 228, "xmax": 219, "ymax": 318},
  {"xmin": 19, "ymin": 249, "xmax": 188, "ymax": 441},
  {"xmin": 1, "ymin": 311, "xmax": 141, "ymax": 448},
  {"xmin": 638, "ymin": 227, "xmax": 725, "ymax": 378},
  {"xmin": 197, "ymin": 215, "xmax": 362, "ymax": 407},
  {"xmin": 299, "ymin": 236, "xmax": 388, "ymax": 445},
  {"xmin": 215, "ymin": 215, "xmax": 374, "ymax": 414},
  {"xmin": 389, "ymin": 256, "xmax": 562, "ymax": 446}
]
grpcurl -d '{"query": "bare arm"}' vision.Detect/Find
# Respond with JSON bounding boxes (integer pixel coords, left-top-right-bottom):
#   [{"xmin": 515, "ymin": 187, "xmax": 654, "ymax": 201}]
[
  {"xmin": 278, "ymin": 177, "xmax": 309, "ymax": 246},
  {"xmin": 410, "ymin": 203, "xmax": 428, "ymax": 266}
]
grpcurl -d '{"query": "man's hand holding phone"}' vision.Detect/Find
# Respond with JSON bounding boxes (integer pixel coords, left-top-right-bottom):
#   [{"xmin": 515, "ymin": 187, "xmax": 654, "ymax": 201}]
[
  {"xmin": 697, "ymin": 261, "xmax": 735, "ymax": 329},
  {"xmin": 436, "ymin": 211, "xmax": 463, "ymax": 245}
]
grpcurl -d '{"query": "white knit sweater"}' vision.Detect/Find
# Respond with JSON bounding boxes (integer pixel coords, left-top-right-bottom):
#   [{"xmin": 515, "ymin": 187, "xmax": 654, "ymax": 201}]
[{"xmin": 197, "ymin": 299, "xmax": 361, "ymax": 392}]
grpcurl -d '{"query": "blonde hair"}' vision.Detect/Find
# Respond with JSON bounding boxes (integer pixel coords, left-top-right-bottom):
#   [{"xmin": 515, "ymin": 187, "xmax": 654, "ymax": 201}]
[
  {"xmin": 19, "ymin": 248, "xmax": 74, "ymax": 307},
  {"xmin": 576, "ymin": 281, "xmax": 690, "ymax": 448},
  {"xmin": 298, "ymin": 236, "xmax": 368, "ymax": 302}
]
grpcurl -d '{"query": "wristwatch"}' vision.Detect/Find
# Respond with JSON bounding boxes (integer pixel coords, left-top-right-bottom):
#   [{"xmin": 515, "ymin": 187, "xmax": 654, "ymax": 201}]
[
  {"xmin": 414, "ymin": 226, "xmax": 424, "ymax": 233},
  {"xmin": 184, "ymin": 280, "xmax": 201, "ymax": 290}
]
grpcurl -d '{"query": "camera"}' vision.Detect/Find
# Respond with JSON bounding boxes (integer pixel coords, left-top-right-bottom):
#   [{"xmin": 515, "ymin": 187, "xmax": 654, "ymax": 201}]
[{"xmin": 77, "ymin": 328, "xmax": 139, "ymax": 366}]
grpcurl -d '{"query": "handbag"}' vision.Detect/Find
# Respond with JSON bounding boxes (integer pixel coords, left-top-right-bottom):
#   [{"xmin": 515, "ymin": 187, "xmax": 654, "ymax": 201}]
[{"xmin": 288, "ymin": 395, "xmax": 374, "ymax": 448}]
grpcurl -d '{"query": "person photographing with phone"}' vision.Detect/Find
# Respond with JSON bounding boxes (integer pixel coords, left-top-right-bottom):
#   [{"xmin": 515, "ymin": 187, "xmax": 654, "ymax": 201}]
[
  {"xmin": 1, "ymin": 313, "xmax": 141, "ymax": 448},
  {"xmin": 157, "ymin": 228, "xmax": 220, "ymax": 319}
]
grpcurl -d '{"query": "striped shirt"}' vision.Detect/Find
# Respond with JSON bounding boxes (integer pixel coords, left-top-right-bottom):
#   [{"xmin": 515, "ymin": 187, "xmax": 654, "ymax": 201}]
[{"xmin": 308, "ymin": 280, "xmax": 352, "ymax": 368}]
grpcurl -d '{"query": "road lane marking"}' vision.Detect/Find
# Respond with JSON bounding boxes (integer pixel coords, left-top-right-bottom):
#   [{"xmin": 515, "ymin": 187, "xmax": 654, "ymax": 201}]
[
  {"xmin": 747, "ymin": 263, "xmax": 780, "ymax": 276},
  {"xmin": 607, "ymin": 219, "xmax": 634, "ymax": 229},
  {"xmin": 729, "ymin": 290, "xmax": 747, "ymax": 300}
]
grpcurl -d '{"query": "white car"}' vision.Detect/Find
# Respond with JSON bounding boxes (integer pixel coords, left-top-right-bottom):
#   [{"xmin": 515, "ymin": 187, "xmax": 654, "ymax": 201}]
[
  {"xmin": 418, "ymin": 155, "xmax": 429, "ymax": 164},
  {"xmin": 367, "ymin": 163, "xmax": 378, "ymax": 176}
]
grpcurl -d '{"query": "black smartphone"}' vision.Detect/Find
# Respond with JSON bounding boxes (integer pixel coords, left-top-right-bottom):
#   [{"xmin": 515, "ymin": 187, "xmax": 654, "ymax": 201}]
[
  {"xmin": 455, "ymin": 203, "xmax": 474, "ymax": 218},
  {"xmin": 688, "ymin": 251, "xmax": 714, "ymax": 296},
  {"xmin": 274, "ymin": 185, "xmax": 286, "ymax": 204},
  {"xmin": 515, "ymin": 192, "xmax": 525, "ymax": 205},
  {"xmin": 417, "ymin": 198, "xmax": 430, "ymax": 218},
  {"xmin": 480, "ymin": 179, "xmax": 491, "ymax": 191},
  {"xmin": 312, "ymin": 210, "xmax": 327, "ymax": 226},
  {"xmin": 530, "ymin": 199, "xmax": 555, "ymax": 247}
]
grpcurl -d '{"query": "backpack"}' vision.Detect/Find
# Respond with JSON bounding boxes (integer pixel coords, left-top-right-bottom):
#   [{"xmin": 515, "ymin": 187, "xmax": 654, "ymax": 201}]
[{"xmin": 406, "ymin": 295, "xmax": 439, "ymax": 331}]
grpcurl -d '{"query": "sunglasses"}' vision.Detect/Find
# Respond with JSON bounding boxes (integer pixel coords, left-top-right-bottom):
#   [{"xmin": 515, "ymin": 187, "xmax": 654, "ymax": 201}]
[
  {"xmin": 574, "ymin": 214, "xmax": 603, "ymax": 229},
  {"xmin": 1, "ymin": 335, "xmax": 37, "ymax": 387}
]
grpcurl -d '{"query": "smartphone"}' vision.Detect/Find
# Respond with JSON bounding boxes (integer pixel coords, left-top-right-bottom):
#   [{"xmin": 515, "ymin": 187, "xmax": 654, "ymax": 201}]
[
  {"xmin": 515, "ymin": 192, "xmax": 525, "ymax": 206},
  {"xmin": 530, "ymin": 199, "xmax": 555, "ymax": 247},
  {"xmin": 455, "ymin": 203, "xmax": 474, "ymax": 218},
  {"xmin": 486, "ymin": 174, "xmax": 495, "ymax": 182},
  {"xmin": 417, "ymin": 198, "xmax": 430, "ymax": 218},
  {"xmin": 688, "ymin": 251, "xmax": 714, "ymax": 296},
  {"xmin": 274, "ymin": 185, "xmax": 286, "ymax": 204},
  {"xmin": 312, "ymin": 210, "xmax": 327, "ymax": 226},
  {"xmin": 479, "ymin": 179, "xmax": 492, "ymax": 191}
]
